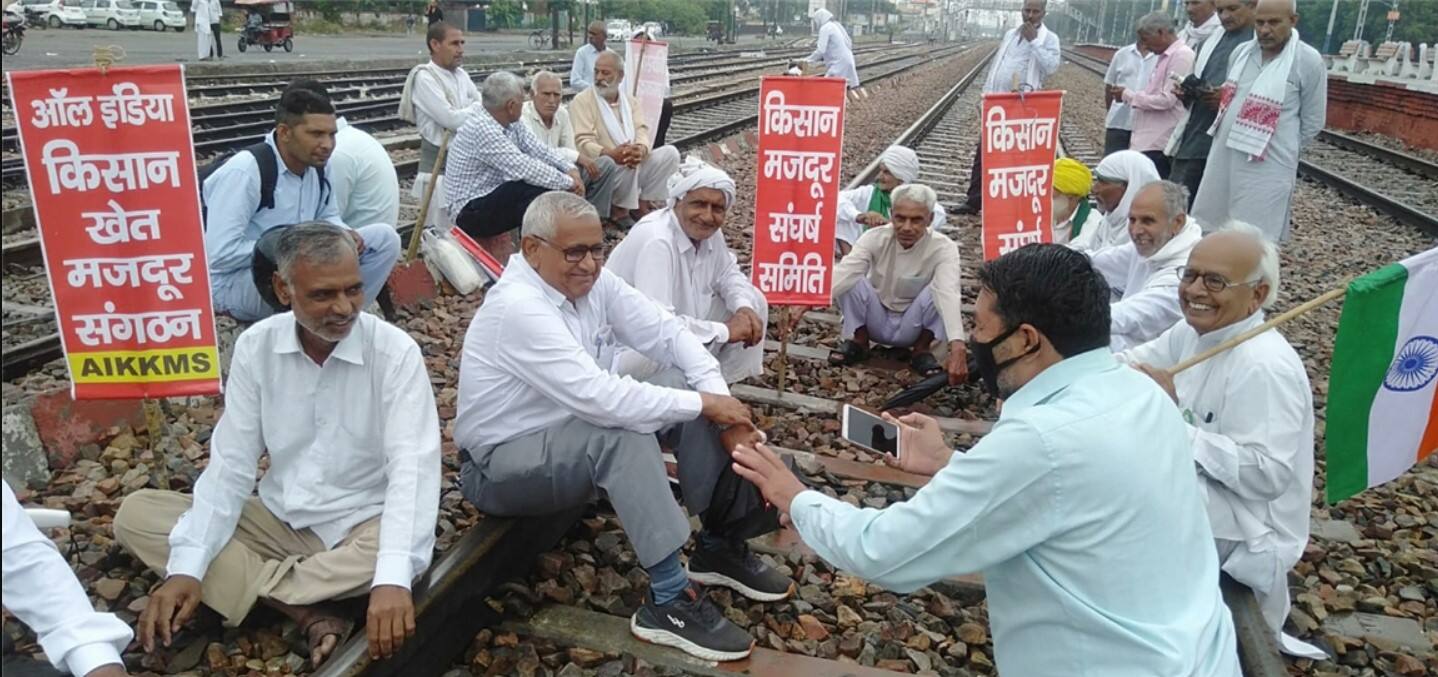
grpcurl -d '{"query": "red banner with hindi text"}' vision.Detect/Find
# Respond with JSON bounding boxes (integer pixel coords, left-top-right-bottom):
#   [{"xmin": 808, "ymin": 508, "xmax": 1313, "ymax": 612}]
[
  {"xmin": 980, "ymin": 91, "xmax": 1062, "ymax": 261},
  {"xmin": 8, "ymin": 65, "xmax": 220, "ymax": 400},
  {"xmin": 751, "ymin": 76, "xmax": 846, "ymax": 306}
]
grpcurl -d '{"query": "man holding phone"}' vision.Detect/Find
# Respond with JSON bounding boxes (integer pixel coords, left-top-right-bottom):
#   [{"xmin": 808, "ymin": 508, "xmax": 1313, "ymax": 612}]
[
  {"xmin": 734, "ymin": 244, "xmax": 1240, "ymax": 676},
  {"xmin": 1167, "ymin": 0, "xmax": 1257, "ymax": 207}
]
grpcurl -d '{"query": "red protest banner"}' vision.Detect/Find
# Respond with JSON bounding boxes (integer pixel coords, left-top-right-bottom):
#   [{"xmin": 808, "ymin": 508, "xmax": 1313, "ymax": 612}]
[
  {"xmin": 980, "ymin": 91, "xmax": 1063, "ymax": 261},
  {"xmin": 625, "ymin": 37, "xmax": 669, "ymax": 147},
  {"xmin": 751, "ymin": 75, "xmax": 846, "ymax": 306},
  {"xmin": 8, "ymin": 65, "xmax": 221, "ymax": 400}
]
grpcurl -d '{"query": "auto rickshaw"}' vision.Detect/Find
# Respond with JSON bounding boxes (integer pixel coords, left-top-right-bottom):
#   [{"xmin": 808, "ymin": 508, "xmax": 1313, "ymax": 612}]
[{"xmin": 235, "ymin": 0, "xmax": 293, "ymax": 53}]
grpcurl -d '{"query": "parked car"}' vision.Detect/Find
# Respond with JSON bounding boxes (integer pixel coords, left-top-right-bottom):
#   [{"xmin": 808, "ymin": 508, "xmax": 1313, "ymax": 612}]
[
  {"xmin": 135, "ymin": 0, "xmax": 183, "ymax": 31},
  {"xmin": 81, "ymin": 0, "xmax": 141, "ymax": 29},
  {"xmin": 18, "ymin": 0, "xmax": 87, "ymax": 28},
  {"xmin": 605, "ymin": 19, "xmax": 629, "ymax": 41},
  {"xmin": 641, "ymin": 21, "xmax": 662, "ymax": 38}
]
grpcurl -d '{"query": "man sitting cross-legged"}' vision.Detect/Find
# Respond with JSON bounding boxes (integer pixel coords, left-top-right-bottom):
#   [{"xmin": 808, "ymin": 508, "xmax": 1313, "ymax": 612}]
[
  {"xmin": 795, "ymin": 184, "xmax": 968, "ymax": 383},
  {"xmin": 454, "ymin": 191, "xmax": 793, "ymax": 662},
  {"xmin": 605, "ymin": 161, "xmax": 767, "ymax": 384},
  {"xmin": 114, "ymin": 223, "xmax": 441, "ymax": 668}
]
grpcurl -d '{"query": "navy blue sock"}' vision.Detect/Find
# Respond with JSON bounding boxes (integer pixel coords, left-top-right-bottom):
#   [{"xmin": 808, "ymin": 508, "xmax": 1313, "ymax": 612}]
[{"xmin": 647, "ymin": 550, "xmax": 689, "ymax": 606}]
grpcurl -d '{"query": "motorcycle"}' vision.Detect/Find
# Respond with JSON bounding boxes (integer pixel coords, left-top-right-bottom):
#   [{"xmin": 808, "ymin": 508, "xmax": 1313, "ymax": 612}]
[{"xmin": 2, "ymin": 8, "xmax": 25, "ymax": 55}]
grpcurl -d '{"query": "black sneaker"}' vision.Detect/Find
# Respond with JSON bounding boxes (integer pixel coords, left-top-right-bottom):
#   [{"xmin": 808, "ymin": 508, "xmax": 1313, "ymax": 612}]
[
  {"xmin": 630, "ymin": 584, "xmax": 754, "ymax": 661},
  {"xmin": 688, "ymin": 542, "xmax": 795, "ymax": 602}
]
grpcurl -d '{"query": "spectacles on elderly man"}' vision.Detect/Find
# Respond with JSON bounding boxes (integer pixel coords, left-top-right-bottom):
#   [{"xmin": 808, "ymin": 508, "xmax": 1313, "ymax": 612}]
[
  {"xmin": 1176, "ymin": 267, "xmax": 1261, "ymax": 293},
  {"xmin": 534, "ymin": 236, "xmax": 607, "ymax": 264}
]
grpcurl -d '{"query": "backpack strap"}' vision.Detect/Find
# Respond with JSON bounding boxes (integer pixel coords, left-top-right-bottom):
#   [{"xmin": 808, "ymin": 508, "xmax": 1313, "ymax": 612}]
[{"xmin": 246, "ymin": 141, "xmax": 279, "ymax": 212}]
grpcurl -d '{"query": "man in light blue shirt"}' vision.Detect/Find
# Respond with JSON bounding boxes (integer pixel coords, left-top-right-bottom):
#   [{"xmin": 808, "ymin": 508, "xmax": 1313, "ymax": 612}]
[
  {"xmin": 733, "ymin": 244, "xmax": 1240, "ymax": 676},
  {"xmin": 569, "ymin": 21, "xmax": 607, "ymax": 92},
  {"xmin": 203, "ymin": 86, "xmax": 400, "ymax": 322}
]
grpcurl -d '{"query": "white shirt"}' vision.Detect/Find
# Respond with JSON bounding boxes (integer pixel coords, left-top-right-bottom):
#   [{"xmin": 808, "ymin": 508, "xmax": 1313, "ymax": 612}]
[
  {"xmin": 605, "ymin": 209, "xmax": 757, "ymax": 345},
  {"xmin": 570, "ymin": 44, "xmax": 601, "ymax": 91},
  {"xmin": 834, "ymin": 185, "xmax": 948, "ymax": 246},
  {"xmin": 455, "ymin": 255, "xmax": 728, "ymax": 449},
  {"xmin": 328, "ymin": 117, "xmax": 400, "ymax": 228},
  {"xmin": 807, "ymin": 21, "xmax": 860, "ymax": 87},
  {"xmin": 3, "ymin": 481, "xmax": 133, "ymax": 677},
  {"xmin": 1104, "ymin": 44, "xmax": 1156, "ymax": 130},
  {"xmin": 1089, "ymin": 219, "xmax": 1202, "ymax": 351},
  {"xmin": 984, "ymin": 25, "xmax": 1061, "ymax": 94},
  {"xmin": 167, "ymin": 313, "xmax": 441, "ymax": 590},
  {"xmin": 520, "ymin": 100, "xmax": 581, "ymax": 165},
  {"xmin": 410, "ymin": 62, "xmax": 480, "ymax": 148},
  {"xmin": 1118, "ymin": 312, "xmax": 1314, "ymax": 577}
]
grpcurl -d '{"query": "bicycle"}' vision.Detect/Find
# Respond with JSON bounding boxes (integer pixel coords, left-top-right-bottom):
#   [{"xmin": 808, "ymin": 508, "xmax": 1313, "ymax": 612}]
[{"xmin": 528, "ymin": 28, "xmax": 571, "ymax": 50}]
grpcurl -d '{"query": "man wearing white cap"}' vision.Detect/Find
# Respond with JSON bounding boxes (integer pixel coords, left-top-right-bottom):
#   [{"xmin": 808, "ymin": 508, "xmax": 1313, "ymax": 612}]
[
  {"xmin": 806, "ymin": 9, "xmax": 861, "ymax": 94},
  {"xmin": 607, "ymin": 161, "xmax": 768, "ymax": 384},
  {"xmin": 835, "ymin": 146, "xmax": 948, "ymax": 255}
]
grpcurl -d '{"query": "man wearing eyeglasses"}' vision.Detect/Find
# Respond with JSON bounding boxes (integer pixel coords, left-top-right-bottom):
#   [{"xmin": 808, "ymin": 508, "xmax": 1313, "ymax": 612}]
[
  {"xmin": 1117, "ymin": 221, "xmax": 1317, "ymax": 658},
  {"xmin": 454, "ymin": 192, "xmax": 792, "ymax": 662},
  {"xmin": 1089, "ymin": 180, "xmax": 1202, "ymax": 350}
]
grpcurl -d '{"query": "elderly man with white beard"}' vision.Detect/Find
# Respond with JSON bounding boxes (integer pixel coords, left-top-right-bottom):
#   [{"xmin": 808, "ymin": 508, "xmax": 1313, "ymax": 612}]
[
  {"xmin": 570, "ymin": 50, "xmax": 681, "ymax": 229},
  {"xmin": 606, "ymin": 162, "xmax": 767, "ymax": 384},
  {"xmin": 834, "ymin": 145, "xmax": 948, "ymax": 255},
  {"xmin": 1089, "ymin": 180, "xmax": 1202, "ymax": 351},
  {"xmin": 1118, "ymin": 221, "xmax": 1322, "ymax": 659}
]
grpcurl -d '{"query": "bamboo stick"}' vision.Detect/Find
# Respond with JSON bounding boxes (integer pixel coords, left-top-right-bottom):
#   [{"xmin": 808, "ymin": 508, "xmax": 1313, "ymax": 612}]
[{"xmin": 405, "ymin": 131, "xmax": 452, "ymax": 263}]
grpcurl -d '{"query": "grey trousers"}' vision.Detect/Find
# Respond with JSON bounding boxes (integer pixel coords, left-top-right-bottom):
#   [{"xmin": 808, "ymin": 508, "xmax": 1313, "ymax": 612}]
[
  {"xmin": 459, "ymin": 369, "xmax": 735, "ymax": 569},
  {"xmin": 584, "ymin": 155, "xmax": 623, "ymax": 217},
  {"xmin": 1104, "ymin": 128, "xmax": 1132, "ymax": 156}
]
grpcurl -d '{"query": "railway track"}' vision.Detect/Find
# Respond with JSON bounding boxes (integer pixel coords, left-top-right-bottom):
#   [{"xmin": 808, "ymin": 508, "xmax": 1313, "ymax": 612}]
[
  {"xmin": 1061, "ymin": 49, "xmax": 1438, "ymax": 237},
  {"xmin": 0, "ymin": 43, "xmax": 972, "ymax": 382}
]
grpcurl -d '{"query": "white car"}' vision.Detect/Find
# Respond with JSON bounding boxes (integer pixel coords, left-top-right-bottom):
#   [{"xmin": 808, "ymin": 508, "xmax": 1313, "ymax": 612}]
[
  {"xmin": 81, "ymin": 0, "xmax": 141, "ymax": 29},
  {"xmin": 605, "ymin": 19, "xmax": 630, "ymax": 41},
  {"xmin": 641, "ymin": 21, "xmax": 663, "ymax": 38},
  {"xmin": 18, "ymin": 0, "xmax": 87, "ymax": 28},
  {"xmin": 135, "ymin": 0, "xmax": 183, "ymax": 31}
]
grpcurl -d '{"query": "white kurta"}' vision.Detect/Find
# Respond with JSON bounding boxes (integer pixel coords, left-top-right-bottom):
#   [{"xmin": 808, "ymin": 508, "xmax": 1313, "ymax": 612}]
[
  {"xmin": 808, "ymin": 21, "xmax": 860, "ymax": 88},
  {"xmin": 406, "ymin": 63, "xmax": 480, "ymax": 229},
  {"xmin": 1117, "ymin": 311, "xmax": 1314, "ymax": 641},
  {"xmin": 1191, "ymin": 40, "xmax": 1326, "ymax": 240},
  {"xmin": 605, "ymin": 209, "xmax": 766, "ymax": 383},
  {"xmin": 194, "ymin": 0, "xmax": 214, "ymax": 59},
  {"xmin": 982, "ymin": 25, "xmax": 1061, "ymax": 94},
  {"xmin": 1089, "ymin": 219, "xmax": 1202, "ymax": 351},
  {"xmin": 834, "ymin": 185, "xmax": 948, "ymax": 246}
]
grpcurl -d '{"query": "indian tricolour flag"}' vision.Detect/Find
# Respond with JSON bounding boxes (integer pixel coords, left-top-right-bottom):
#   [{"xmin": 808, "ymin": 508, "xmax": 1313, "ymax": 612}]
[{"xmin": 1326, "ymin": 247, "xmax": 1438, "ymax": 503}]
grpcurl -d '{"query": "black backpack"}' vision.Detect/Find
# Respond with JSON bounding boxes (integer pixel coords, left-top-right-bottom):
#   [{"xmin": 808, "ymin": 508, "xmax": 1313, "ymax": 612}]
[{"xmin": 197, "ymin": 140, "xmax": 331, "ymax": 230}]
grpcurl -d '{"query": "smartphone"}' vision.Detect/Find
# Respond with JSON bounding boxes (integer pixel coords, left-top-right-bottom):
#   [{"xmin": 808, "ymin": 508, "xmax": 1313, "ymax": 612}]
[{"xmin": 841, "ymin": 404, "xmax": 901, "ymax": 457}]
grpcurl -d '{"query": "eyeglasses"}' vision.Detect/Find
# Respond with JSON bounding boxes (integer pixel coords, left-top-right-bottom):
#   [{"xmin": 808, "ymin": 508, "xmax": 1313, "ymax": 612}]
[
  {"xmin": 1176, "ymin": 267, "xmax": 1262, "ymax": 293},
  {"xmin": 534, "ymin": 236, "xmax": 606, "ymax": 264}
]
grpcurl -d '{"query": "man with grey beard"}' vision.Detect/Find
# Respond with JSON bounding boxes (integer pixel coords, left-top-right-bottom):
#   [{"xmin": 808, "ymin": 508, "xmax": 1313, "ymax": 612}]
[
  {"xmin": 570, "ymin": 50, "xmax": 680, "ymax": 228},
  {"xmin": 114, "ymin": 223, "xmax": 441, "ymax": 670}
]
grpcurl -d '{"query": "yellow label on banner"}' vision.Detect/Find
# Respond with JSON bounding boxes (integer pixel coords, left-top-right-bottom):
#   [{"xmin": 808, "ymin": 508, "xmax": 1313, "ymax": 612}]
[{"xmin": 69, "ymin": 347, "xmax": 220, "ymax": 384}]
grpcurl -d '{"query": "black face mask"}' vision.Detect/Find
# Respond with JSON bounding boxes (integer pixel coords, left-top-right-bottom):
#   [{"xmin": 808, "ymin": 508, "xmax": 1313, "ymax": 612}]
[{"xmin": 968, "ymin": 324, "xmax": 1038, "ymax": 397}]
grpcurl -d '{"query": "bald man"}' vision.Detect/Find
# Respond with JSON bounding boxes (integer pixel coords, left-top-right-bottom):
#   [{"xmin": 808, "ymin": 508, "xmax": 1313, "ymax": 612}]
[
  {"xmin": 570, "ymin": 21, "xmax": 607, "ymax": 91},
  {"xmin": 1118, "ymin": 222, "xmax": 1320, "ymax": 658},
  {"xmin": 570, "ymin": 50, "xmax": 681, "ymax": 228}
]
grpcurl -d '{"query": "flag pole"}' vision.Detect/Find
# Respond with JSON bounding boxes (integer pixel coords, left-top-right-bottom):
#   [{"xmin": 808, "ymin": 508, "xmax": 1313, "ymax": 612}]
[
  {"xmin": 1167, "ymin": 286, "xmax": 1349, "ymax": 376},
  {"xmin": 777, "ymin": 307, "xmax": 790, "ymax": 398},
  {"xmin": 406, "ymin": 130, "xmax": 452, "ymax": 263}
]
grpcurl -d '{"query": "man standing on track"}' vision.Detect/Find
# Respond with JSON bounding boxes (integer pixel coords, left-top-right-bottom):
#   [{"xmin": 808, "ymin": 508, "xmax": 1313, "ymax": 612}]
[
  {"xmin": 1191, "ymin": 0, "xmax": 1325, "ymax": 241},
  {"xmin": 960, "ymin": 0, "xmax": 1061, "ymax": 216},
  {"xmin": 1102, "ymin": 39, "xmax": 1155, "ymax": 156},
  {"xmin": 1167, "ymin": 0, "xmax": 1256, "ymax": 207},
  {"xmin": 805, "ymin": 9, "xmax": 862, "ymax": 96},
  {"xmin": 399, "ymin": 22, "xmax": 480, "ymax": 231},
  {"xmin": 1180, "ymin": 0, "xmax": 1223, "ymax": 48},
  {"xmin": 734, "ymin": 243, "xmax": 1241, "ymax": 677},
  {"xmin": 570, "ymin": 21, "xmax": 607, "ymax": 92},
  {"xmin": 1110, "ymin": 13, "xmax": 1196, "ymax": 179},
  {"xmin": 114, "ymin": 223, "xmax": 441, "ymax": 669}
]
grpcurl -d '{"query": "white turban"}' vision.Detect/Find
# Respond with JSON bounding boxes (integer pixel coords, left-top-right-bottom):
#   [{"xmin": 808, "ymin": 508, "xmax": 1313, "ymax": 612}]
[
  {"xmin": 1094, "ymin": 150, "xmax": 1160, "ymax": 231},
  {"xmin": 879, "ymin": 145, "xmax": 921, "ymax": 184},
  {"xmin": 667, "ymin": 158, "xmax": 736, "ymax": 208},
  {"xmin": 812, "ymin": 8, "xmax": 833, "ymax": 28}
]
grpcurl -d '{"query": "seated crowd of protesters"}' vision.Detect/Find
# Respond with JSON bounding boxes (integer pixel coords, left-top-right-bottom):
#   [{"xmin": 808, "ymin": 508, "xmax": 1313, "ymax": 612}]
[{"xmin": 2, "ymin": 5, "xmax": 1331, "ymax": 673}]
